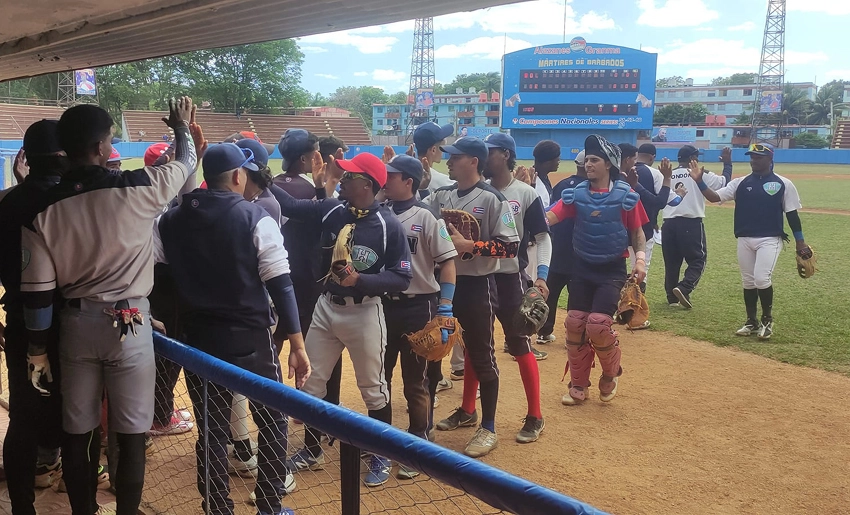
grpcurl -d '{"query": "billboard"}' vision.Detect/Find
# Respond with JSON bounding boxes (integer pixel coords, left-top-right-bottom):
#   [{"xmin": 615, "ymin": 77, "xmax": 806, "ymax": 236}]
[
  {"xmin": 501, "ymin": 38, "xmax": 657, "ymax": 130},
  {"xmin": 415, "ymin": 89, "xmax": 435, "ymax": 110},
  {"xmin": 759, "ymin": 91, "xmax": 782, "ymax": 114},
  {"xmin": 75, "ymin": 69, "xmax": 97, "ymax": 96},
  {"xmin": 650, "ymin": 126, "xmax": 696, "ymax": 143},
  {"xmin": 458, "ymin": 126, "xmax": 501, "ymax": 138}
]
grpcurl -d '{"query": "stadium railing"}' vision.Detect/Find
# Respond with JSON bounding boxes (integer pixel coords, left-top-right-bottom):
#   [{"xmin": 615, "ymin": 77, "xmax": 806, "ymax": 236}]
[{"xmin": 148, "ymin": 333, "xmax": 607, "ymax": 515}]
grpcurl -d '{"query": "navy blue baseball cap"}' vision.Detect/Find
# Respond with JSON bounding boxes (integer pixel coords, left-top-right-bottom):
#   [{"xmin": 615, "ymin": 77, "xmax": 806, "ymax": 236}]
[
  {"xmin": 386, "ymin": 154, "xmax": 424, "ymax": 183},
  {"xmin": 414, "ymin": 122, "xmax": 454, "ymax": 150},
  {"xmin": 202, "ymin": 143, "xmax": 259, "ymax": 180},
  {"xmin": 278, "ymin": 129, "xmax": 317, "ymax": 170},
  {"xmin": 236, "ymin": 138, "xmax": 269, "ymax": 168},
  {"xmin": 483, "ymin": 133, "xmax": 516, "ymax": 157},
  {"xmin": 677, "ymin": 144, "xmax": 703, "ymax": 161},
  {"xmin": 441, "ymin": 136, "xmax": 488, "ymax": 164}
]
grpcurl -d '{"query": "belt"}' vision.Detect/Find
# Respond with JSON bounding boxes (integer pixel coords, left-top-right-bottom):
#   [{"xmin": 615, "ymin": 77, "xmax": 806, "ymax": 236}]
[
  {"xmin": 324, "ymin": 292, "xmax": 365, "ymax": 306},
  {"xmin": 384, "ymin": 292, "xmax": 434, "ymax": 302}
]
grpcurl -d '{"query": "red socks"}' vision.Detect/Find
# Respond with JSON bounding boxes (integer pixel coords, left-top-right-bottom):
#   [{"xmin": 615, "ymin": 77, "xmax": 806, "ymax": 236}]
[
  {"xmin": 461, "ymin": 351, "xmax": 480, "ymax": 414},
  {"xmin": 516, "ymin": 352, "xmax": 542, "ymax": 419}
]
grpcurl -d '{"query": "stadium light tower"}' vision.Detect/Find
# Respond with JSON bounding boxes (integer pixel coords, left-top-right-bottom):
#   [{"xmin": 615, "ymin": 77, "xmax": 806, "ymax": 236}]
[
  {"xmin": 406, "ymin": 17, "xmax": 436, "ymax": 142},
  {"xmin": 750, "ymin": 0, "xmax": 786, "ymax": 147}
]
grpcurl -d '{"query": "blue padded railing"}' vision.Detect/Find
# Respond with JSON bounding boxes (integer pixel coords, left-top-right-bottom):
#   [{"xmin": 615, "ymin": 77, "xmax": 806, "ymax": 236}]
[{"xmin": 153, "ymin": 333, "xmax": 608, "ymax": 515}]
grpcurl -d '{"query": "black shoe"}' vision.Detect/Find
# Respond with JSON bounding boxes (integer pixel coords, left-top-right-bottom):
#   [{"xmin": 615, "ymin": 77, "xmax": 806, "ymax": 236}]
[
  {"xmin": 450, "ymin": 369, "xmax": 464, "ymax": 381},
  {"xmin": 673, "ymin": 287, "xmax": 692, "ymax": 309},
  {"xmin": 515, "ymin": 416, "xmax": 545, "ymax": 443}
]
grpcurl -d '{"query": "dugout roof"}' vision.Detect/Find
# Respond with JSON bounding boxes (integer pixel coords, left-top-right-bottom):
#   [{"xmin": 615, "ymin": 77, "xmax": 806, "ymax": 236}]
[{"xmin": 0, "ymin": 0, "xmax": 520, "ymax": 81}]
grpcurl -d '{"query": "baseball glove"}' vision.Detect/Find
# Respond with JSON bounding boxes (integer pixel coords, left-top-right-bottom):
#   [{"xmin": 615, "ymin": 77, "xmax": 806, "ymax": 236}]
[
  {"xmin": 616, "ymin": 278, "xmax": 649, "ymax": 329},
  {"xmin": 514, "ymin": 286, "xmax": 549, "ymax": 336},
  {"xmin": 441, "ymin": 209, "xmax": 480, "ymax": 261},
  {"xmin": 405, "ymin": 316, "xmax": 464, "ymax": 361},
  {"xmin": 323, "ymin": 223, "xmax": 356, "ymax": 284},
  {"xmin": 796, "ymin": 244, "xmax": 816, "ymax": 279}
]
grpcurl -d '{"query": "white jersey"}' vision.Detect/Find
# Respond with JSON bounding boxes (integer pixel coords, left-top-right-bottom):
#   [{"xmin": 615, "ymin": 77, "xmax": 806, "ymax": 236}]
[
  {"xmin": 490, "ymin": 178, "xmax": 550, "ymax": 275},
  {"xmin": 426, "ymin": 167, "xmax": 454, "ymax": 194},
  {"xmin": 662, "ymin": 165, "xmax": 728, "ymax": 220},
  {"xmin": 390, "ymin": 201, "xmax": 458, "ymax": 295},
  {"xmin": 715, "ymin": 173, "xmax": 802, "ymax": 212}
]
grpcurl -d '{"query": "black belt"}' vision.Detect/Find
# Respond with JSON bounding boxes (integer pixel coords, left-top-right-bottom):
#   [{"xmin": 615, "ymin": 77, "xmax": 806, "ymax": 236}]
[
  {"xmin": 325, "ymin": 292, "xmax": 366, "ymax": 306},
  {"xmin": 385, "ymin": 293, "xmax": 430, "ymax": 302}
]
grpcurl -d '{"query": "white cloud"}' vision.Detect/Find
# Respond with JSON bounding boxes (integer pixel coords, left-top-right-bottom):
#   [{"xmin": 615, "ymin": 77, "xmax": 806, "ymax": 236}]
[
  {"xmin": 372, "ymin": 69, "xmax": 407, "ymax": 81},
  {"xmin": 825, "ymin": 69, "xmax": 850, "ymax": 80},
  {"xmin": 353, "ymin": 71, "xmax": 369, "ymax": 77},
  {"xmin": 787, "ymin": 0, "xmax": 850, "ymax": 15},
  {"xmin": 432, "ymin": 0, "xmax": 615, "ymax": 36},
  {"xmin": 787, "ymin": 50, "xmax": 829, "ymax": 65},
  {"xmin": 435, "ymin": 36, "xmax": 532, "ymax": 60},
  {"xmin": 315, "ymin": 73, "xmax": 339, "ymax": 80},
  {"xmin": 659, "ymin": 39, "xmax": 759, "ymax": 66},
  {"xmin": 728, "ymin": 21, "xmax": 755, "ymax": 32},
  {"xmin": 300, "ymin": 31, "xmax": 398, "ymax": 54},
  {"xmin": 641, "ymin": 46, "xmax": 662, "ymax": 54},
  {"xmin": 637, "ymin": 0, "xmax": 719, "ymax": 27},
  {"xmin": 300, "ymin": 46, "xmax": 328, "ymax": 54}
]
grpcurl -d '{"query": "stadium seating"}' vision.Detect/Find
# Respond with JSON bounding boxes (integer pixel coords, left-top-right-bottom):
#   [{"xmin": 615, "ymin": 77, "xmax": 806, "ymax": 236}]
[
  {"xmin": 832, "ymin": 119, "xmax": 850, "ymax": 149},
  {"xmin": 0, "ymin": 104, "xmax": 66, "ymax": 139}
]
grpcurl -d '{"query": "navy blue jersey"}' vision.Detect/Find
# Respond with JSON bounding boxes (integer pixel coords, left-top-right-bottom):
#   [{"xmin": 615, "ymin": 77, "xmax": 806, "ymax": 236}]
[
  {"xmin": 633, "ymin": 162, "xmax": 670, "ymax": 240},
  {"xmin": 549, "ymin": 175, "xmax": 587, "ymax": 275}
]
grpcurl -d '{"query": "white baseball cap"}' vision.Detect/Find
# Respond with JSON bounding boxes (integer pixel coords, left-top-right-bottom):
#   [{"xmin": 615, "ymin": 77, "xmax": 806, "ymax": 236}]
[{"xmin": 574, "ymin": 150, "xmax": 586, "ymax": 165}]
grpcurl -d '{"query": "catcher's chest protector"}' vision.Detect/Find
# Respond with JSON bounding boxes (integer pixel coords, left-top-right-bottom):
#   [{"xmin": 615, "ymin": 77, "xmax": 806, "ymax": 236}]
[{"xmin": 567, "ymin": 181, "xmax": 638, "ymax": 263}]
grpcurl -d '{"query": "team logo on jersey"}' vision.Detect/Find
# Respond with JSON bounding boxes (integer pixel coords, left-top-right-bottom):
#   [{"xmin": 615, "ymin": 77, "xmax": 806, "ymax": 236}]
[
  {"xmin": 508, "ymin": 200, "xmax": 521, "ymax": 215},
  {"xmin": 501, "ymin": 212, "xmax": 516, "ymax": 229},
  {"xmin": 763, "ymin": 182, "xmax": 781, "ymax": 196},
  {"xmin": 400, "ymin": 261, "xmax": 411, "ymax": 269},
  {"xmin": 411, "ymin": 224, "xmax": 423, "ymax": 232},
  {"xmin": 473, "ymin": 206, "xmax": 485, "ymax": 215},
  {"xmin": 439, "ymin": 225, "xmax": 452, "ymax": 241},
  {"xmin": 350, "ymin": 245, "xmax": 378, "ymax": 271},
  {"xmin": 21, "ymin": 248, "xmax": 30, "ymax": 271},
  {"xmin": 590, "ymin": 210, "xmax": 602, "ymax": 217}
]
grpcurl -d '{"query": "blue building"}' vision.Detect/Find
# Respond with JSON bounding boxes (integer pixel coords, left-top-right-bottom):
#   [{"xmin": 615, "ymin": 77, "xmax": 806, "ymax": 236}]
[
  {"xmin": 372, "ymin": 88, "xmax": 502, "ymax": 138},
  {"xmin": 654, "ymin": 81, "xmax": 817, "ymax": 118}
]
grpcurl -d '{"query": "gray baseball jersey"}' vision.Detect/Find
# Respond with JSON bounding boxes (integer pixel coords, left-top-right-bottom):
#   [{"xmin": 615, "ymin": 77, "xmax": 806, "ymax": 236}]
[
  {"xmin": 390, "ymin": 200, "xmax": 458, "ymax": 295},
  {"xmin": 491, "ymin": 178, "xmax": 549, "ymax": 275},
  {"xmin": 426, "ymin": 181, "xmax": 520, "ymax": 277}
]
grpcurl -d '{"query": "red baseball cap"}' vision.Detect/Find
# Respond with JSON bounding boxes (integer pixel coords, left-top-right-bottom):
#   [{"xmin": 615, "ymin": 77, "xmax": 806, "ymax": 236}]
[
  {"xmin": 107, "ymin": 148, "xmax": 121, "ymax": 162},
  {"xmin": 336, "ymin": 152, "xmax": 387, "ymax": 188},
  {"xmin": 144, "ymin": 143, "xmax": 170, "ymax": 166}
]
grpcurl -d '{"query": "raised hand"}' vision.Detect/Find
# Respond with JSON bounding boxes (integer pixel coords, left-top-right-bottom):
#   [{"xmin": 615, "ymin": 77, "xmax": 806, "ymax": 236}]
[
  {"xmin": 188, "ymin": 105, "xmax": 208, "ymax": 159},
  {"xmin": 688, "ymin": 159, "xmax": 704, "ymax": 183},
  {"xmin": 13, "ymin": 148, "xmax": 29, "ymax": 183},
  {"xmin": 515, "ymin": 165, "xmax": 532, "ymax": 185},
  {"xmin": 382, "ymin": 145, "xmax": 396, "ymax": 164},
  {"xmin": 405, "ymin": 144, "xmax": 415, "ymax": 157},
  {"xmin": 624, "ymin": 166, "xmax": 639, "ymax": 187},
  {"xmin": 161, "ymin": 96, "xmax": 193, "ymax": 129},
  {"xmin": 719, "ymin": 146, "xmax": 732, "ymax": 164},
  {"xmin": 311, "ymin": 151, "xmax": 326, "ymax": 187},
  {"xmin": 658, "ymin": 157, "xmax": 673, "ymax": 179},
  {"xmin": 419, "ymin": 157, "xmax": 433, "ymax": 190}
]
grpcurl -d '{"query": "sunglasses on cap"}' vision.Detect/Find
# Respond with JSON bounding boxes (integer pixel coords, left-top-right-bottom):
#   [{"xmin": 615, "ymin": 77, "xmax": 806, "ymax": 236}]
[
  {"xmin": 239, "ymin": 147, "xmax": 256, "ymax": 168},
  {"xmin": 341, "ymin": 171, "xmax": 372, "ymax": 183},
  {"xmin": 748, "ymin": 143, "xmax": 774, "ymax": 154}
]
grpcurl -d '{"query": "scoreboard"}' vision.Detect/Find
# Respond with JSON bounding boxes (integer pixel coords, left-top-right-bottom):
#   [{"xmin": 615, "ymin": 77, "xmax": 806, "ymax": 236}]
[{"xmin": 501, "ymin": 38, "xmax": 657, "ymax": 130}]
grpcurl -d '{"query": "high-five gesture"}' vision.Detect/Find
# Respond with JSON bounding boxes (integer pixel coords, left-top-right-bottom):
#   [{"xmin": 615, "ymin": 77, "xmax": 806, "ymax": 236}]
[
  {"xmin": 658, "ymin": 157, "xmax": 673, "ymax": 179},
  {"xmin": 687, "ymin": 158, "xmax": 704, "ymax": 183},
  {"xmin": 382, "ymin": 145, "xmax": 396, "ymax": 164},
  {"xmin": 161, "ymin": 96, "xmax": 193, "ymax": 129},
  {"xmin": 188, "ymin": 105, "xmax": 208, "ymax": 159},
  {"xmin": 719, "ymin": 146, "xmax": 732, "ymax": 164}
]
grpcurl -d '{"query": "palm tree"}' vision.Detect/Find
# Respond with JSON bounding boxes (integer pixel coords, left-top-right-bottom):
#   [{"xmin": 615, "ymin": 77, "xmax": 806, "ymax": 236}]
[
  {"xmin": 809, "ymin": 85, "xmax": 843, "ymax": 125},
  {"xmin": 781, "ymin": 84, "xmax": 811, "ymax": 125},
  {"xmin": 481, "ymin": 72, "xmax": 501, "ymax": 94}
]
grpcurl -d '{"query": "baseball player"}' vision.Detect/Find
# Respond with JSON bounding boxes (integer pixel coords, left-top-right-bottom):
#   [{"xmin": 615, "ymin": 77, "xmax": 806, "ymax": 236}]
[
  {"xmin": 690, "ymin": 143, "xmax": 804, "ymax": 339},
  {"xmin": 318, "ymin": 135, "xmax": 348, "ymax": 198},
  {"xmin": 155, "ymin": 142, "xmax": 309, "ymax": 515},
  {"xmin": 382, "ymin": 154, "xmax": 458, "ymax": 478},
  {"xmin": 546, "ymin": 135, "xmax": 648, "ymax": 404},
  {"xmin": 482, "ymin": 133, "xmax": 550, "ymax": 443},
  {"xmin": 20, "ymin": 99, "xmax": 197, "ymax": 515},
  {"xmin": 0, "ymin": 121, "xmax": 68, "ymax": 515},
  {"xmin": 413, "ymin": 122, "xmax": 456, "ymax": 195},
  {"xmin": 661, "ymin": 145, "xmax": 732, "ymax": 308},
  {"xmin": 531, "ymin": 139, "xmax": 561, "ymax": 205},
  {"xmin": 274, "ymin": 152, "xmax": 412, "ymax": 487},
  {"xmin": 537, "ymin": 149, "xmax": 586, "ymax": 344},
  {"xmin": 426, "ymin": 136, "xmax": 520, "ymax": 458}
]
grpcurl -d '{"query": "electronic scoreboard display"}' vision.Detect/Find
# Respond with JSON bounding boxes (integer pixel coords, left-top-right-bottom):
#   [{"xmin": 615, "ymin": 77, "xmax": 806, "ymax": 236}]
[{"xmin": 501, "ymin": 38, "xmax": 657, "ymax": 130}]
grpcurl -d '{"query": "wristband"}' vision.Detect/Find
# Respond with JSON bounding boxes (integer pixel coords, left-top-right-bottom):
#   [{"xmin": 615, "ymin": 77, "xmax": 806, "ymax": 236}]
[
  {"xmin": 439, "ymin": 282, "xmax": 456, "ymax": 303},
  {"xmin": 697, "ymin": 181, "xmax": 708, "ymax": 191},
  {"xmin": 668, "ymin": 195, "xmax": 683, "ymax": 207},
  {"xmin": 793, "ymin": 231, "xmax": 804, "ymax": 241},
  {"xmin": 536, "ymin": 264, "xmax": 549, "ymax": 282}
]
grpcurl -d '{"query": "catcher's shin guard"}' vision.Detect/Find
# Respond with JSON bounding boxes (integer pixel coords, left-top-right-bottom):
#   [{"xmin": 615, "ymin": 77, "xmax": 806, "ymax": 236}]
[
  {"xmin": 565, "ymin": 311, "xmax": 593, "ymax": 389},
  {"xmin": 587, "ymin": 313, "xmax": 622, "ymax": 381}
]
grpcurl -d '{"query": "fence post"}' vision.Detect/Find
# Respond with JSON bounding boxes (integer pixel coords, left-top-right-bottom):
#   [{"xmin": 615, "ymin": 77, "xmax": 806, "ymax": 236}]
[
  {"xmin": 339, "ymin": 442, "xmax": 360, "ymax": 515},
  {"xmin": 202, "ymin": 378, "xmax": 211, "ymax": 515}
]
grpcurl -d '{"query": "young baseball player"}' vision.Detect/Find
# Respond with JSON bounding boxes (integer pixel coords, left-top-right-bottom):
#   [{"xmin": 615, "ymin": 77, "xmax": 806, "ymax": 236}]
[
  {"xmin": 482, "ymin": 133, "xmax": 550, "ymax": 443},
  {"xmin": 382, "ymin": 154, "xmax": 458, "ymax": 478},
  {"xmin": 274, "ymin": 152, "xmax": 412, "ymax": 487},
  {"xmin": 661, "ymin": 145, "xmax": 732, "ymax": 308},
  {"xmin": 20, "ymin": 99, "xmax": 197, "ymax": 515},
  {"xmin": 690, "ymin": 143, "xmax": 805, "ymax": 339},
  {"xmin": 413, "ymin": 122, "xmax": 456, "ymax": 194},
  {"xmin": 0, "ymin": 121, "xmax": 69, "ymax": 515},
  {"xmin": 155, "ymin": 142, "xmax": 309, "ymax": 515},
  {"xmin": 537, "ymin": 149, "xmax": 587, "ymax": 344},
  {"xmin": 546, "ymin": 135, "xmax": 648, "ymax": 404},
  {"xmin": 425, "ymin": 136, "xmax": 520, "ymax": 458},
  {"xmin": 531, "ymin": 139, "xmax": 560, "ymax": 204}
]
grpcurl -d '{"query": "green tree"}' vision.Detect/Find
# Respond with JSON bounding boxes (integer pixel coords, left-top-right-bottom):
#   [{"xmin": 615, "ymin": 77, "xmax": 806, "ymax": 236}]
[
  {"xmin": 436, "ymin": 72, "xmax": 501, "ymax": 95},
  {"xmin": 794, "ymin": 132, "xmax": 830, "ymax": 149},
  {"xmin": 388, "ymin": 91, "xmax": 408, "ymax": 104},
  {"xmin": 328, "ymin": 86, "xmax": 388, "ymax": 126},
  {"xmin": 2, "ymin": 73, "xmax": 60, "ymax": 103},
  {"xmin": 653, "ymin": 103, "xmax": 710, "ymax": 125},
  {"xmin": 732, "ymin": 112, "xmax": 752, "ymax": 125},
  {"xmin": 781, "ymin": 84, "xmax": 812, "ymax": 125},
  {"xmin": 711, "ymin": 73, "xmax": 757, "ymax": 86},
  {"xmin": 809, "ymin": 80, "xmax": 846, "ymax": 125},
  {"xmin": 656, "ymin": 76, "xmax": 684, "ymax": 88}
]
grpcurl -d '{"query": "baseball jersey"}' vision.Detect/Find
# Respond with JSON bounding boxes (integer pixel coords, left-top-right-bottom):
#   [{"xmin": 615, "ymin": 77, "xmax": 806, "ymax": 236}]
[
  {"xmin": 425, "ymin": 181, "xmax": 520, "ymax": 277},
  {"xmin": 663, "ymin": 162, "xmax": 731, "ymax": 219},
  {"xmin": 534, "ymin": 179, "xmax": 550, "ymax": 205},
  {"xmin": 21, "ymin": 155, "xmax": 195, "ymax": 302},
  {"xmin": 251, "ymin": 187, "xmax": 281, "ymax": 227},
  {"xmin": 549, "ymin": 175, "xmax": 587, "ymax": 275},
  {"xmin": 714, "ymin": 172, "xmax": 802, "ymax": 238},
  {"xmin": 491, "ymin": 178, "xmax": 549, "ymax": 274},
  {"xmin": 389, "ymin": 197, "xmax": 458, "ymax": 295},
  {"xmin": 426, "ymin": 167, "xmax": 454, "ymax": 193},
  {"xmin": 633, "ymin": 162, "xmax": 672, "ymax": 240}
]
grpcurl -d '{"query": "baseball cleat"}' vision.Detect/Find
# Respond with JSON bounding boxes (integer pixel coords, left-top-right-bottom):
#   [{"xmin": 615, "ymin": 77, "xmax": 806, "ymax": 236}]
[
  {"xmin": 34, "ymin": 456, "xmax": 62, "ymax": 488},
  {"xmin": 250, "ymin": 473, "xmax": 297, "ymax": 504},
  {"xmin": 285, "ymin": 447, "xmax": 325, "ymax": 471},
  {"xmin": 149, "ymin": 416, "xmax": 194, "ymax": 436},
  {"xmin": 736, "ymin": 320, "xmax": 759, "ymax": 336},
  {"xmin": 561, "ymin": 385, "xmax": 586, "ymax": 406},
  {"xmin": 503, "ymin": 342, "xmax": 510, "ymax": 353},
  {"xmin": 512, "ymin": 347, "xmax": 548, "ymax": 361},
  {"xmin": 758, "ymin": 317, "xmax": 774, "ymax": 340},
  {"xmin": 516, "ymin": 416, "xmax": 545, "ymax": 443},
  {"xmin": 433, "ymin": 395, "xmax": 440, "ymax": 408},
  {"xmin": 228, "ymin": 454, "xmax": 258, "ymax": 478},
  {"xmin": 396, "ymin": 463, "xmax": 420, "ymax": 480},
  {"xmin": 536, "ymin": 334, "xmax": 556, "ymax": 344},
  {"xmin": 463, "ymin": 427, "xmax": 498, "ymax": 458},
  {"xmin": 449, "ymin": 369, "xmax": 464, "ymax": 381},
  {"xmin": 436, "ymin": 408, "xmax": 478, "ymax": 431},
  {"xmin": 436, "ymin": 378, "xmax": 453, "ymax": 392},
  {"xmin": 599, "ymin": 377, "xmax": 619, "ymax": 402},
  {"xmin": 672, "ymin": 287, "xmax": 692, "ymax": 309},
  {"xmin": 363, "ymin": 455, "xmax": 391, "ymax": 487}
]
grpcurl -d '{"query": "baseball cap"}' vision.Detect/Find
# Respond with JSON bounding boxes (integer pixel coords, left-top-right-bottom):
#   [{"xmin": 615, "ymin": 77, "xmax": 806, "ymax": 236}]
[
  {"xmin": 638, "ymin": 143, "xmax": 657, "ymax": 156},
  {"xmin": 202, "ymin": 143, "xmax": 260, "ymax": 180},
  {"xmin": 235, "ymin": 138, "xmax": 269, "ymax": 168},
  {"xmin": 483, "ymin": 133, "xmax": 516, "ymax": 157},
  {"xmin": 574, "ymin": 150, "xmax": 586, "ymax": 165},
  {"xmin": 386, "ymin": 154, "xmax": 424, "ymax": 183},
  {"xmin": 585, "ymin": 134, "xmax": 621, "ymax": 173},
  {"xmin": 107, "ymin": 148, "xmax": 121, "ymax": 162},
  {"xmin": 618, "ymin": 143, "xmax": 638, "ymax": 158},
  {"xmin": 745, "ymin": 143, "xmax": 774, "ymax": 157},
  {"xmin": 440, "ymin": 136, "xmax": 488, "ymax": 165},
  {"xmin": 144, "ymin": 143, "xmax": 170, "ymax": 167},
  {"xmin": 278, "ymin": 129, "xmax": 317, "ymax": 170},
  {"xmin": 413, "ymin": 122, "xmax": 454, "ymax": 150},
  {"xmin": 336, "ymin": 152, "xmax": 387, "ymax": 188},
  {"xmin": 23, "ymin": 119, "xmax": 63, "ymax": 156},
  {"xmin": 224, "ymin": 131, "xmax": 277, "ymax": 154},
  {"xmin": 677, "ymin": 145, "xmax": 703, "ymax": 161}
]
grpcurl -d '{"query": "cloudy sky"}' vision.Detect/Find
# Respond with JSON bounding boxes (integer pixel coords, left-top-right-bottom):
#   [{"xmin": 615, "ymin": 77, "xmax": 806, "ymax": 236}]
[{"xmin": 299, "ymin": 0, "xmax": 847, "ymax": 96}]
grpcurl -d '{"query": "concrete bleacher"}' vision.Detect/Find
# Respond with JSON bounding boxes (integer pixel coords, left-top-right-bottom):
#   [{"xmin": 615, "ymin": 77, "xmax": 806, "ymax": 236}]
[
  {"xmin": 832, "ymin": 120, "xmax": 850, "ymax": 149},
  {"xmin": 0, "ymin": 104, "xmax": 66, "ymax": 139}
]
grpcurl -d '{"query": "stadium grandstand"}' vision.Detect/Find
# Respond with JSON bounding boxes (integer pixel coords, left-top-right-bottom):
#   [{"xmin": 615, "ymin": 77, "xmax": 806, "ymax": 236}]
[
  {"xmin": 0, "ymin": 103, "xmax": 66, "ymax": 139},
  {"xmin": 831, "ymin": 119, "xmax": 850, "ymax": 149}
]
